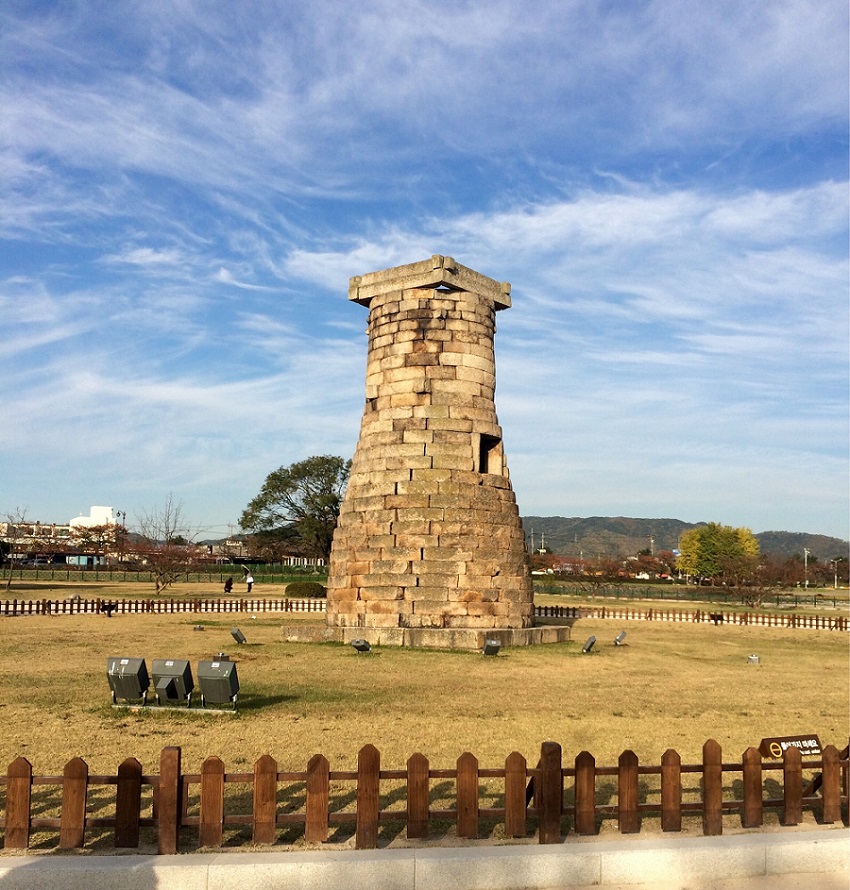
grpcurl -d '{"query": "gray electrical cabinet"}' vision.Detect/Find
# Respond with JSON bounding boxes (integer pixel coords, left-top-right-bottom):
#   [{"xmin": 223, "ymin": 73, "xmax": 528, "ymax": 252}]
[
  {"xmin": 197, "ymin": 659, "xmax": 239, "ymax": 708},
  {"xmin": 107, "ymin": 657, "xmax": 149, "ymax": 704},
  {"xmin": 151, "ymin": 658, "xmax": 194, "ymax": 706}
]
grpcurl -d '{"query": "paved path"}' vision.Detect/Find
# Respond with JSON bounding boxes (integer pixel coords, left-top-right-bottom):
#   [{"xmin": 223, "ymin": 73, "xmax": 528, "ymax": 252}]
[
  {"xmin": 600, "ymin": 874, "xmax": 848, "ymax": 890},
  {"xmin": 0, "ymin": 828, "xmax": 846, "ymax": 890}
]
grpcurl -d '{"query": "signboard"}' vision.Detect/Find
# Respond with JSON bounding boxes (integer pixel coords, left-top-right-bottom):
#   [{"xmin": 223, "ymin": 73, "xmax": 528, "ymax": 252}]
[{"xmin": 758, "ymin": 734, "xmax": 822, "ymax": 759}]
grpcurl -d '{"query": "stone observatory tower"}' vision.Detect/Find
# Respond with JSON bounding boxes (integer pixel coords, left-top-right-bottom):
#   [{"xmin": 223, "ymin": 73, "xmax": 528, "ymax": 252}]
[{"xmin": 326, "ymin": 255, "xmax": 561, "ymax": 649}]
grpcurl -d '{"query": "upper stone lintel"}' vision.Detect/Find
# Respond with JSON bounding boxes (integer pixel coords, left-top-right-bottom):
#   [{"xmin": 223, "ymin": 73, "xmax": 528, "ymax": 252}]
[{"xmin": 349, "ymin": 255, "xmax": 512, "ymax": 310}]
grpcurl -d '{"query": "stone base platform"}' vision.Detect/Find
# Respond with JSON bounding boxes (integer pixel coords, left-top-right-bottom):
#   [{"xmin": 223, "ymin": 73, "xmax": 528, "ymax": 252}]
[{"xmin": 282, "ymin": 623, "xmax": 571, "ymax": 650}]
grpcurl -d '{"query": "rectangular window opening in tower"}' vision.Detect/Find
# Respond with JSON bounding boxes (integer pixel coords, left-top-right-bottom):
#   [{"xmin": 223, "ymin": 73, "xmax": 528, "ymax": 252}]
[{"xmin": 479, "ymin": 434, "xmax": 502, "ymax": 474}]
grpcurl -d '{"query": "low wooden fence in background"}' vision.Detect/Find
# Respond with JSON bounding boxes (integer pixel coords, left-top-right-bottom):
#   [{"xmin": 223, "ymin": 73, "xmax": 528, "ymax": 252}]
[
  {"xmin": 0, "ymin": 597, "xmax": 323, "ymax": 617},
  {"xmin": 533, "ymin": 582, "xmax": 847, "ymax": 610},
  {"xmin": 0, "ymin": 597, "xmax": 846, "ymax": 630},
  {"xmin": 535, "ymin": 604, "xmax": 849, "ymax": 631},
  {"xmin": 1, "ymin": 741, "xmax": 846, "ymax": 854}
]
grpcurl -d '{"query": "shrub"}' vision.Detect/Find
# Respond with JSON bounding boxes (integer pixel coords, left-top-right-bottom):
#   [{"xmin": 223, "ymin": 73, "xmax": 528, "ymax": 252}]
[{"xmin": 285, "ymin": 580, "xmax": 327, "ymax": 598}]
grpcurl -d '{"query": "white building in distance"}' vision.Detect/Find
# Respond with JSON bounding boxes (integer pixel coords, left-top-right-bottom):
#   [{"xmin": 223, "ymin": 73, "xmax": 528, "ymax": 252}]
[{"xmin": 69, "ymin": 506, "xmax": 117, "ymax": 528}]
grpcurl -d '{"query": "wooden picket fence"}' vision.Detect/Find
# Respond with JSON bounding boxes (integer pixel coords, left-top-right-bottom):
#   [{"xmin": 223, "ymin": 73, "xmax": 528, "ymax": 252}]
[
  {"xmin": 534, "ymin": 604, "xmax": 849, "ymax": 631},
  {"xmin": 0, "ymin": 597, "xmax": 847, "ymax": 630},
  {"xmin": 1, "ymin": 741, "xmax": 846, "ymax": 854},
  {"xmin": 0, "ymin": 597, "xmax": 324, "ymax": 617}
]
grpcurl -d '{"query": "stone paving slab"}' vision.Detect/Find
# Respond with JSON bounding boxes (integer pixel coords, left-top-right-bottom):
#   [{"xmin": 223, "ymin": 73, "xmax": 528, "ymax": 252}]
[{"xmin": 0, "ymin": 828, "xmax": 845, "ymax": 890}]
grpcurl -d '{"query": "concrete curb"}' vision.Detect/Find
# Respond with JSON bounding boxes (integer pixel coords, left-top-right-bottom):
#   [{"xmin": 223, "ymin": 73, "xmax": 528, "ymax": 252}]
[{"xmin": 0, "ymin": 828, "xmax": 846, "ymax": 890}]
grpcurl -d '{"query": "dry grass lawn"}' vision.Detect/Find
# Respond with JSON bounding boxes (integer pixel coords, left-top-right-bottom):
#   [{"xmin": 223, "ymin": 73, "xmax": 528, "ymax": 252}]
[{"xmin": 0, "ymin": 582, "xmax": 847, "ymax": 777}]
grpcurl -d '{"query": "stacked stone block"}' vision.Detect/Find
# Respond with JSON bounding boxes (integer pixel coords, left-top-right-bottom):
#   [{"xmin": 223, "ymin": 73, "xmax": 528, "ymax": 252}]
[{"xmin": 326, "ymin": 255, "xmax": 533, "ymax": 634}]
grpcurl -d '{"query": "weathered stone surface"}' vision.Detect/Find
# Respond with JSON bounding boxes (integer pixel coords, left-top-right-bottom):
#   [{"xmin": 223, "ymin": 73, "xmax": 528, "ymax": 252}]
[{"xmin": 326, "ymin": 257, "xmax": 533, "ymax": 639}]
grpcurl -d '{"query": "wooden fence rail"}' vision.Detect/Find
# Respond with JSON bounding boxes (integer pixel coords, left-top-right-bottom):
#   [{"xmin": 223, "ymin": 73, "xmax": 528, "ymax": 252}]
[
  {"xmin": 1, "ymin": 741, "xmax": 846, "ymax": 853},
  {"xmin": 0, "ymin": 598, "xmax": 847, "ymax": 629}
]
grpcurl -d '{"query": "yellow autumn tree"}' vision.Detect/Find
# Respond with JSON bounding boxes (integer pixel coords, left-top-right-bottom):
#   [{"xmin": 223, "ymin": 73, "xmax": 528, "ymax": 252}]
[{"xmin": 675, "ymin": 523, "xmax": 759, "ymax": 585}]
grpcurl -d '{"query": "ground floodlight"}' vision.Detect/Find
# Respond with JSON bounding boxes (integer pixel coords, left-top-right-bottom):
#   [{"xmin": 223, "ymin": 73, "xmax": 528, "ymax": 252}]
[
  {"xmin": 197, "ymin": 659, "xmax": 239, "ymax": 708},
  {"xmin": 351, "ymin": 639, "xmax": 372, "ymax": 653},
  {"xmin": 151, "ymin": 659, "xmax": 194, "ymax": 706},
  {"xmin": 231, "ymin": 627, "xmax": 247, "ymax": 644},
  {"xmin": 483, "ymin": 639, "xmax": 501, "ymax": 656},
  {"xmin": 613, "ymin": 631, "xmax": 627, "ymax": 646},
  {"xmin": 581, "ymin": 636, "xmax": 596, "ymax": 654},
  {"xmin": 107, "ymin": 657, "xmax": 150, "ymax": 705}
]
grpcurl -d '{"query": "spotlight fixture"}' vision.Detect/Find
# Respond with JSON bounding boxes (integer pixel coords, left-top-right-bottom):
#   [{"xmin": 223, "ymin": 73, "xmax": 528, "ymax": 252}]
[
  {"xmin": 197, "ymin": 658, "xmax": 239, "ymax": 709},
  {"xmin": 581, "ymin": 636, "xmax": 596, "ymax": 654},
  {"xmin": 231, "ymin": 628, "xmax": 247, "ymax": 644},
  {"xmin": 351, "ymin": 639, "xmax": 372, "ymax": 653},
  {"xmin": 151, "ymin": 659, "xmax": 194, "ymax": 707},
  {"xmin": 613, "ymin": 631, "xmax": 627, "ymax": 646},
  {"xmin": 482, "ymin": 639, "xmax": 501, "ymax": 656},
  {"xmin": 106, "ymin": 657, "xmax": 150, "ymax": 705}
]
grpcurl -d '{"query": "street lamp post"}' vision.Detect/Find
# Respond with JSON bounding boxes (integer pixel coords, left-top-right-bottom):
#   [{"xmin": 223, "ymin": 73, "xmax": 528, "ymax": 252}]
[{"xmin": 803, "ymin": 547, "xmax": 810, "ymax": 589}]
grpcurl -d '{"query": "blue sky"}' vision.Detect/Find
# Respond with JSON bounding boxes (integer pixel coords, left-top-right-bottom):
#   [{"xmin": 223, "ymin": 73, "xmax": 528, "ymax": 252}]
[{"xmin": 1, "ymin": 0, "xmax": 847, "ymax": 542}]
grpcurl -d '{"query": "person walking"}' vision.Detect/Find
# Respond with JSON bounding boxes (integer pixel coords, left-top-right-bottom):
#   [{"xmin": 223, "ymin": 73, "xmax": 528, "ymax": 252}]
[
  {"xmin": 224, "ymin": 577, "xmax": 233, "ymax": 594},
  {"xmin": 245, "ymin": 571, "xmax": 254, "ymax": 593}
]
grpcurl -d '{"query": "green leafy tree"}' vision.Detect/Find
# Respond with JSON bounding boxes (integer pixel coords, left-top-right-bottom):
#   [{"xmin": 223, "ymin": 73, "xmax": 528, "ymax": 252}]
[
  {"xmin": 676, "ymin": 522, "xmax": 759, "ymax": 585},
  {"xmin": 240, "ymin": 455, "xmax": 351, "ymax": 561}
]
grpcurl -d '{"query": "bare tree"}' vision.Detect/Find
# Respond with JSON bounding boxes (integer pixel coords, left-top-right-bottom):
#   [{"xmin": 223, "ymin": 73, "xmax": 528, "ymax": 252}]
[
  {"xmin": 737, "ymin": 557, "xmax": 782, "ymax": 608},
  {"xmin": 569, "ymin": 555, "xmax": 626, "ymax": 594},
  {"xmin": 1, "ymin": 507, "xmax": 30, "ymax": 592},
  {"xmin": 131, "ymin": 495, "xmax": 200, "ymax": 594},
  {"xmin": 69, "ymin": 522, "xmax": 119, "ymax": 572}
]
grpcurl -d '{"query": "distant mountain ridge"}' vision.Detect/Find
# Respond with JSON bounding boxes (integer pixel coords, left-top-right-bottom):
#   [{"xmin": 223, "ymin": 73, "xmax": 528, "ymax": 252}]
[{"xmin": 520, "ymin": 516, "xmax": 849, "ymax": 561}]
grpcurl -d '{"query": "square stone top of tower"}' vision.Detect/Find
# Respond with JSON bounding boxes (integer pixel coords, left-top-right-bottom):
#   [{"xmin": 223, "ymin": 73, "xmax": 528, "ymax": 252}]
[{"xmin": 348, "ymin": 254, "xmax": 512, "ymax": 310}]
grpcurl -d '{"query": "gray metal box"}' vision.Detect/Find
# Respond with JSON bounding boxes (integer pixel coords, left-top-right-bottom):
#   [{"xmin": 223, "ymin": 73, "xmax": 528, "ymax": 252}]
[
  {"xmin": 107, "ymin": 656, "xmax": 149, "ymax": 704},
  {"xmin": 197, "ymin": 658, "xmax": 239, "ymax": 706},
  {"xmin": 151, "ymin": 658, "xmax": 194, "ymax": 705}
]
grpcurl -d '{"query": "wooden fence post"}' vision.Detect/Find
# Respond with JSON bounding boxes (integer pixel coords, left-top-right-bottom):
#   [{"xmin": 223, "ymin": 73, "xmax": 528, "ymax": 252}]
[
  {"xmin": 618, "ymin": 750, "xmax": 639, "ymax": 834},
  {"xmin": 574, "ymin": 750, "xmax": 596, "ymax": 836},
  {"xmin": 406, "ymin": 753, "xmax": 429, "ymax": 839},
  {"xmin": 59, "ymin": 757, "xmax": 88, "ymax": 849},
  {"xmin": 305, "ymin": 754, "xmax": 329, "ymax": 843},
  {"xmin": 457, "ymin": 752, "xmax": 479, "ymax": 839},
  {"xmin": 504, "ymin": 751, "xmax": 527, "ymax": 838},
  {"xmin": 820, "ymin": 745, "xmax": 841, "ymax": 824},
  {"xmin": 741, "ymin": 747, "xmax": 763, "ymax": 828},
  {"xmin": 199, "ymin": 756, "xmax": 225, "ymax": 847},
  {"xmin": 782, "ymin": 746, "xmax": 802, "ymax": 826},
  {"xmin": 4, "ymin": 757, "xmax": 32, "ymax": 850},
  {"xmin": 538, "ymin": 741, "xmax": 562, "ymax": 844},
  {"xmin": 702, "ymin": 739, "xmax": 723, "ymax": 836},
  {"xmin": 355, "ymin": 744, "xmax": 380, "ymax": 849},
  {"xmin": 253, "ymin": 754, "xmax": 277, "ymax": 845},
  {"xmin": 660, "ymin": 749, "xmax": 681, "ymax": 832},
  {"xmin": 157, "ymin": 746, "xmax": 182, "ymax": 854},
  {"xmin": 115, "ymin": 757, "xmax": 142, "ymax": 848}
]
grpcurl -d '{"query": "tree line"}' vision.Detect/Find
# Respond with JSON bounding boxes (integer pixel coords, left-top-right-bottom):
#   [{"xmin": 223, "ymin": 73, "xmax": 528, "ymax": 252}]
[{"xmin": 5, "ymin": 456, "xmax": 846, "ymax": 598}]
